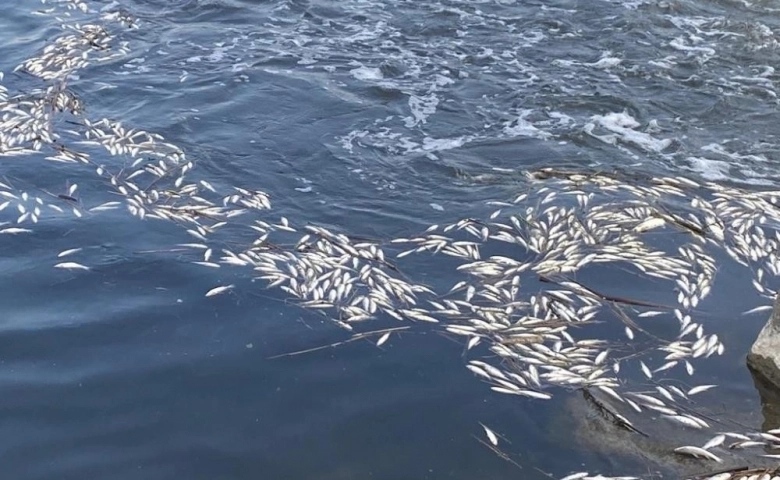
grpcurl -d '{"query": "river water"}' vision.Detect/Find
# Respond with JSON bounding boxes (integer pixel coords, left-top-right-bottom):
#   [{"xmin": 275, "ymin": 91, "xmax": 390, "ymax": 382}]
[{"xmin": 1, "ymin": 0, "xmax": 780, "ymax": 479}]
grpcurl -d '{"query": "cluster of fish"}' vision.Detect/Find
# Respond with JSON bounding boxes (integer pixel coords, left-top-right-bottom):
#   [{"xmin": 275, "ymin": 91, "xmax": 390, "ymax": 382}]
[
  {"xmin": 691, "ymin": 467, "xmax": 780, "ymax": 480},
  {"xmin": 3, "ymin": 1, "xmax": 780, "ymax": 479},
  {"xmin": 564, "ymin": 467, "xmax": 780, "ymax": 480}
]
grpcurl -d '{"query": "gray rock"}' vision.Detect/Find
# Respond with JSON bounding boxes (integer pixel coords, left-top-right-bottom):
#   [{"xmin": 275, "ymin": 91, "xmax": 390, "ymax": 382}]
[
  {"xmin": 748, "ymin": 357, "xmax": 780, "ymax": 433},
  {"xmin": 747, "ymin": 295, "xmax": 780, "ymax": 392}
]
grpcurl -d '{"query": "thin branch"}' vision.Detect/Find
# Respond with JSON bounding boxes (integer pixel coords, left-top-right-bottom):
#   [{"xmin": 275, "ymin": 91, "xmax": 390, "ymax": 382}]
[{"xmin": 267, "ymin": 326, "xmax": 411, "ymax": 359}]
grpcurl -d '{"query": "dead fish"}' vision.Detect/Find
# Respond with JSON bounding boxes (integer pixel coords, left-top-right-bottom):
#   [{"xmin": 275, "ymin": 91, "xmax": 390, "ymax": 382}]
[
  {"xmin": 192, "ymin": 261, "xmax": 220, "ymax": 268},
  {"xmin": 640, "ymin": 361, "xmax": 653, "ymax": 379},
  {"xmin": 673, "ymin": 445, "xmax": 722, "ymax": 462},
  {"xmin": 57, "ymin": 248, "xmax": 83, "ymax": 258},
  {"xmin": 376, "ymin": 332, "xmax": 391, "ymax": 347},
  {"xmin": 54, "ymin": 262, "xmax": 90, "ymax": 271},
  {"xmin": 688, "ymin": 384, "xmax": 717, "ymax": 396},
  {"xmin": 742, "ymin": 304, "xmax": 773, "ymax": 315},
  {"xmin": 205, "ymin": 284, "xmax": 234, "ymax": 297},
  {"xmin": 480, "ymin": 423, "xmax": 499, "ymax": 446},
  {"xmin": 702, "ymin": 434, "xmax": 726, "ymax": 450},
  {"xmin": 664, "ymin": 414, "xmax": 708, "ymax": 429}
]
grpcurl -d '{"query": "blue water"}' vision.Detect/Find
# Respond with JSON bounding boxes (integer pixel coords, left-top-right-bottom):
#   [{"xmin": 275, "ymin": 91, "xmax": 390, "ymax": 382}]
[{"xmin": 1, "ymin": 0, "xmax": 780, "ymax": 478}]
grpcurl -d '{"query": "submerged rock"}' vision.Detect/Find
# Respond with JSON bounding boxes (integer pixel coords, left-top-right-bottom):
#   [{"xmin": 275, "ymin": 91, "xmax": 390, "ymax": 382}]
[
  {"xmin": 558, "ymin": 389, "xmax": 764, "ymax": 479},
  {"xmin": 747, "ymin": 295, "xmax": 780, "ymax": 394}
]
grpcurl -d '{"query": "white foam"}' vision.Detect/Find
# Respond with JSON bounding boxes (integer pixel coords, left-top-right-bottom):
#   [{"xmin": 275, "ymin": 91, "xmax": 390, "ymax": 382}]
[
  {"xmin": 587, "ymin": 54, "xmax": 622, "ymax": 69},
  {"xmin": 730, "ymin": 75, "xmax": 774, "ymax": 87},
  {"xmin": 552, "ymin": 59, "xmax": 578, "ymax": 68},
  {"xmin": 669, "ymin": 36, "xmax": 716, "ymax": 60},
  {"xmin": 519, "ymin": 30, "xmax": 546, "ymax": 47},
  {"xmin": 432, "ymin": 74, "xmax": 454, "ymax": 88},
  {"xmin": 586, "ymin": 112, "xmax": 672, "ymax": 153},
  {"xmin": 339, "ymin": 129, "xmax": 369, "ymax": 154},
  {"xmin": 349, "ymin": 66, "xmax": 383, "ymax": 81},
  {"xmin": 547, "ymin": 111, "xmax": 574, "ymax": 126},
  {"xmin": 420, "ymin": 135, "xmax": 470, "ymax": 152},
  {"xmin": 647, "ymin": 56, "xmax": 677, "ymax": 69},
  {"xmin": 404, "ymin": 93, "xmax": 439, "ymax": 127},
  {"xmin": 701, "ymin": 143, "xmax": 768, "ymax": 163},
  {"xmin": 502, "ymin": 109, "xmax": 552, "ymax": 140},
  {"xmin": 684, "ymin": 156, "xmax": 732, "ymax": 182},
  {"xmin": 206, "ymin": 47, "xmax": 226, "ymax": 63},
  {"xmin": 684, "ymin": 156, "xmax": 774, "ymax": 186}
]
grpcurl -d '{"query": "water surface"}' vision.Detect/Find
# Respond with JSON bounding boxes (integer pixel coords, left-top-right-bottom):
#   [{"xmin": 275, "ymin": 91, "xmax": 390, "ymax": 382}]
[{"xmin": 2, "ymin": 0, "xmax": 780, "ymax": 478}]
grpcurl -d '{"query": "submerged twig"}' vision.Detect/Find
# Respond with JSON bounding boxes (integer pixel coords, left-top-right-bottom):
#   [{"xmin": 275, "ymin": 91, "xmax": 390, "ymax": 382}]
[{"xmin": 267, "ymin": 326, "xmax": 411, "ymax": 359}]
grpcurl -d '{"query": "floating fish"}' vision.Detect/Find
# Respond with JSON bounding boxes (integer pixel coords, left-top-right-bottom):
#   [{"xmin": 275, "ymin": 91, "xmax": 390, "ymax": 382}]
[
  {"xmin": 205, "ymin": 284, "xmax": 234, "ymax": 297},
  {"xmin": 54, "ymin": 262, "xmax": 90, "ymax": 271}
]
